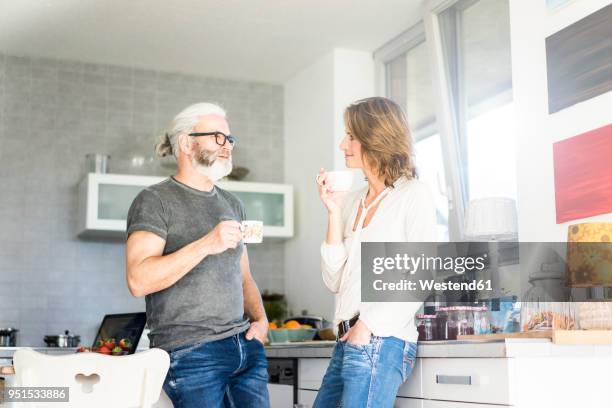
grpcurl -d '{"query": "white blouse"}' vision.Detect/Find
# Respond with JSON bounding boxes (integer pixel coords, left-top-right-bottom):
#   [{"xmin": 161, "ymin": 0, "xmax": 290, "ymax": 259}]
[{"xmin": 320, "ymin": 176, "xmax": 437, "ymax": 342}]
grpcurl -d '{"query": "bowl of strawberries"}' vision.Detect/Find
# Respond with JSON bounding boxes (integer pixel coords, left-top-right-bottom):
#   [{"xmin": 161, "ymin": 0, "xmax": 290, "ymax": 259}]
[{"xmin": 77, "ymin": 337, "xmax": 133, "ymax": 355}]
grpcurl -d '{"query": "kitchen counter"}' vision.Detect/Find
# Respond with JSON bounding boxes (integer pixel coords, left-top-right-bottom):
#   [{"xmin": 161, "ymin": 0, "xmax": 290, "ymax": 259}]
[
  {"xmin": 265, "ymin": 338, "xmax": 612, "ymax": 358},
  {"xmin": 0, "ymin": 346, "xmax": 78, "ymax": 353},
  {"xmin": 0, "ymin": 347, "xmax": 78, "ymax": 361},
  {"xmin": 286, "ymin": 338, "xmax": 612, "ymax": 407},
  {"xmin": 265, "ymin": 341, "xmax": 336, "ymax": 358}
]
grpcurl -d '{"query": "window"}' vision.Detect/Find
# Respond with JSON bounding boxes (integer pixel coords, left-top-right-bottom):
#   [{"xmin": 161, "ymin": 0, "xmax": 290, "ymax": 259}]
[
  {"xmin": 465, "ymin": 103, "xmax": 517, "ymax": 200},
  {"xmin": 382, "ymin": 34, "xmax": 450, "ymax": 241},
  {"xmin": 438, "ymin": 0, "xmax": 516, "ymax": 205},
  {"xmin": 415, "ymin": 134, "xmax": 449, "ymax": 241},
  {"xmin": 386, "ymin": 41, "xmax": 437, "ymax": 139},
  {"xmin": 379, "ymin": 0, "xmax": 517, "ymax": 240}
]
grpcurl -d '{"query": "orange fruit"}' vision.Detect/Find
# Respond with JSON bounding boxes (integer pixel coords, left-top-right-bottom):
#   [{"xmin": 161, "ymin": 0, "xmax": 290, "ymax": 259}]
[
  {"xmin": 268, "ymin": 322, "xmax": 278, "ymax": 329},
  {"xmin": 283, "ymin": 320, "xmax": 301, "ymax": 329}
]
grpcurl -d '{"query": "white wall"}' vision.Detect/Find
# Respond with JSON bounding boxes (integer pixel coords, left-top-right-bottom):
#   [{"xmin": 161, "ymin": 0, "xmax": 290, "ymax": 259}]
[
  {"xmin": 332, "ymin": 49, "xmax": 376, "ymax": 171},
  {"xmin": 509, "ymin": 0, "xmax": 612, "ymax": 242},
  {"xmin": 284, "ymin": 49, "xmax": 375, "ymax": 320}
]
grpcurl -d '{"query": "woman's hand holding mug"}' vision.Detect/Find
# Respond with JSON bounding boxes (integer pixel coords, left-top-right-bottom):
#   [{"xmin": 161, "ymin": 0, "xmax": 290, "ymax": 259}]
[{"xmin": 316, "ymin": 168, "xmax": 344, "ymax": 215}]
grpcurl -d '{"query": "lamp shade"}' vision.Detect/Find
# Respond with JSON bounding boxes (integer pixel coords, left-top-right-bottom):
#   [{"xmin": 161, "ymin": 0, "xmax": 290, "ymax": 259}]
[
  {"xmin": 464, "ymin": 197, "xmax": 518, "ymax": 240},
  {"xmin": 566, "ymin": 222, "xmax": 612, "ymax": 287}
]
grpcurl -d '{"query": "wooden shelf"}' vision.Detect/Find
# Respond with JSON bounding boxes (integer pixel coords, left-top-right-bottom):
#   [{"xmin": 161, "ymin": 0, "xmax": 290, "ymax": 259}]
[{"xmin": 552, "ymin": 330, "xmax": 612, "ymax": 345}]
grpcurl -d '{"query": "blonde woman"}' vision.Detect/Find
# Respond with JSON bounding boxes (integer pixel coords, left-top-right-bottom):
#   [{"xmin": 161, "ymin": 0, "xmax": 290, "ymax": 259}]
[{"xmin": 314, "ymin": 97, "xmax": 436, "ymax": 407}]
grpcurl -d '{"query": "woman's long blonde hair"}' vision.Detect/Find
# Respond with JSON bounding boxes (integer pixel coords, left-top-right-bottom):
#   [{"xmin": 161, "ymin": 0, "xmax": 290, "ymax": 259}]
[{"xmin": 344, "ymin": 97, "xmax": 416, "ymax": 187}]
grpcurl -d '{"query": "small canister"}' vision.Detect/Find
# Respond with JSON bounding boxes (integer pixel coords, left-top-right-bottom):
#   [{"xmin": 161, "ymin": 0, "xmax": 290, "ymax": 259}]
[
  {"xmin": 85, "ymin": 153, "xmax": 110, "ymax": 173},
  {"xmin": 415, "ymin": 314, "xmax": 437, "ymax": 341},
  {"xmin": 435, "ymin": 307, "xmax": 450, "ymax": 340}
]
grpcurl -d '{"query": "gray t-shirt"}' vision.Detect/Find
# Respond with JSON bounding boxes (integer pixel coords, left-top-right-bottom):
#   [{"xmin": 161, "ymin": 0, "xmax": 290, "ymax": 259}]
[{"xmin": 126, "ymin": 177, "xmax": 249, "ymax": 351}]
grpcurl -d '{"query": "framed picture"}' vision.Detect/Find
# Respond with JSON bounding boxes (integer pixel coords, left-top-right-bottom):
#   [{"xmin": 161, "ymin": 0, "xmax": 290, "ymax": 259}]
[
  {"xmin": 553, "ymin": 124, "xmax": 612, "ymax": 223},
  {"xmin": 546, "ymin": 4, "xmax": 612, "ymax": 113}
]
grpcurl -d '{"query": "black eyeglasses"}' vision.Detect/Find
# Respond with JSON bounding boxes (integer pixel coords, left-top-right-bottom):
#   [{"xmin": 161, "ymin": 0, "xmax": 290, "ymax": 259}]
[{"xmin": 188, "ymin": 131, "xmax": 237, "ymax": 147}]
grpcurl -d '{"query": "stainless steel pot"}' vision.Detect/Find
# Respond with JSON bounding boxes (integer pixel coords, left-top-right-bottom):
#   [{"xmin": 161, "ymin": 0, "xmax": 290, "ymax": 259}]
[
  {"xmin": 44, "ymin": 330, "xmax": 80, "ymax": 348},
  {"xmin": 0, "ymin": 328, "xmax": 18, "ymax": 347}
]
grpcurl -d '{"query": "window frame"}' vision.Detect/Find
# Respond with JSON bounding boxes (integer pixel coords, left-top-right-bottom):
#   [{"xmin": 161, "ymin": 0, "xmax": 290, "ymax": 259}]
[
  {"xmin": 377, "ymin": 0, "xmax": 515, "ymax": 241},
  {"xmin": 375, "ymin": 12, "xmax": 465, "ymax": 241},
  {"xmin": 374, "ymin": 22, "xmax": 452, "ymax": 241}
]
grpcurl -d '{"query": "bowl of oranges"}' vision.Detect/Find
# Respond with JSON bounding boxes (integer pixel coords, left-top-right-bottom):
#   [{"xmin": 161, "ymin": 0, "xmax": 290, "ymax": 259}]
[{"xmin": 268, "ymin": 320, "xmax": 317, "ymax": 344}]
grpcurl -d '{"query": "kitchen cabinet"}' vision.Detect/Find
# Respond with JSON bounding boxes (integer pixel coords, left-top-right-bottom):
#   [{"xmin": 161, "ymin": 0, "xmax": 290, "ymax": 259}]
[
  {"xmin": 394, "ymin": 398, "xmax": 424, "ymax": 407},
  {"xmin": 422, "ymin": 401, "xmax": 495, "ymax": 408},
  {"xmin": 297, "ymin": 358, "xmax": 328, "ymax": 391},
  {"xmin": 397, "ymin": 358, "xmax": 423, "ymax": 398},
  {"xmin": 298, "ymin": 357, "xmax": 514, "ymax": 407},
  {"xmin": 298, "ymin": 389, "xmax": 318, "ymax": 407},
  {"xmin": 276, "ymin": 339, "xmax": 612, "ymax": 408},
  {"xmin": 421, "ymin": 357, "xmax": 513, "ymax": 405},
  {"xmin": 268, "ymin": 383, "xmax": 294, "ymax": 407},
  {"xmin": 77, "ymin": 173, "xmax": 294, "ymax": 239}
]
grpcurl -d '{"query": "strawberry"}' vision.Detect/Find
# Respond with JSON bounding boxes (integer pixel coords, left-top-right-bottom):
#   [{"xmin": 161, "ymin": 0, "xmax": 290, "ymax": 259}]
[
  {"xmin": 103, "ymin": 338, "xmax": 116, "ymax": 349},
  {"xmin": 98, "ymin": 346, "xmax": 111, "ymax": 355},
  {"xmin": 94, "ymin": 339, "xmax": 104, "ymax": 349},
  {"xmin": 119, "ymin": 338, "xmax": 132, "ymax": 350}
]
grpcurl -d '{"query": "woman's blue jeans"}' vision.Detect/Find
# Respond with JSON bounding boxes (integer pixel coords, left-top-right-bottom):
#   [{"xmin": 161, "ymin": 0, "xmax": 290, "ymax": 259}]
[{"xmin": 313, "ymin": 336, "xmax": 417, "ymax": 408}]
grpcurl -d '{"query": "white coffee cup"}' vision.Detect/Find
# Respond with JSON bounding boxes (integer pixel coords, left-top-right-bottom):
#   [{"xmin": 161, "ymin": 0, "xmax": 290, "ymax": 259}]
[
  {"xmin": 321, "ymin": 170, "xmax": 354, "ymax": 192},
  {"xmin": 241, "ymin": 220, "xmax": 264, "ymax": 243}
]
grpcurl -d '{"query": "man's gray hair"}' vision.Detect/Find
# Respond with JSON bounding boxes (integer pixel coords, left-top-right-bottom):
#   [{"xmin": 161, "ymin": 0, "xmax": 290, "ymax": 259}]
[{"xmin": 156, "ymin": 102, "xmax": 227, "ymax": 158}]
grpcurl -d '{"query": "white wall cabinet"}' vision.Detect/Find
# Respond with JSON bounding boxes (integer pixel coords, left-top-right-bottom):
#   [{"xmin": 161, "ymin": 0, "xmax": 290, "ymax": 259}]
[{"xmin": 77, "ymin": 173, "xmax": 293, "ymax": 239}]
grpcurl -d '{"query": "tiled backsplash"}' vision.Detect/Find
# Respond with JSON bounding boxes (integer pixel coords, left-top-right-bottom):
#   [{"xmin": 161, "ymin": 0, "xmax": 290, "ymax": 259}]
[{"xmin": 0, "ymin": 53, "xmax": 284, "ymax": 346}]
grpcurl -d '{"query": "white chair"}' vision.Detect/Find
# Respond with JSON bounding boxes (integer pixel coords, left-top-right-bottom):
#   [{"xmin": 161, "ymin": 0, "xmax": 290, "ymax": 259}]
[{"xmin": 12, "ymin": 348, "xmax": 170, "ymax": 408}]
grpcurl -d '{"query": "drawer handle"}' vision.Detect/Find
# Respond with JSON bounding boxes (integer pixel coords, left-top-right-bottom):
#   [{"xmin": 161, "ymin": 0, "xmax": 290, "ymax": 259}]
[{"xmin": 436, "ymin": 375, "xmax": 472, "ymax": 385}]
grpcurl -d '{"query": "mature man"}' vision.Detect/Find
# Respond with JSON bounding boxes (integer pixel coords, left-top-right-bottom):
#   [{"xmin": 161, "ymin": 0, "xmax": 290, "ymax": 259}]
[{"xmin": 125, "ymin": 102, "xmax": 270, "ymax": 407}]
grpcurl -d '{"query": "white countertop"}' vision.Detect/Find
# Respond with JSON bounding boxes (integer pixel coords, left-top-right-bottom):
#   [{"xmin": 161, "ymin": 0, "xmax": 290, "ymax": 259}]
[
  {"xmin": 0, "ymin": 347, "xmax": 78, "ymax": 360},
  {"xmin": 5, "ymin": 339, "xmax": 612, "ymax": 361},
  {"xmin": 265, "ymin": 338, "xmax": 612, "ymax": 359}
]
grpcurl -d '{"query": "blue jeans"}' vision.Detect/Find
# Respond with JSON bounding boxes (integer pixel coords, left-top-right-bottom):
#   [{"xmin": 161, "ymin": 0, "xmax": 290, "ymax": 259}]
[
  {"xmin": 162, "ymin": 331, "xmax": 270, "ymax": 408},
  {"xmin": 313, "ymin": 336, "xmax": 417, "ymax": 408}
]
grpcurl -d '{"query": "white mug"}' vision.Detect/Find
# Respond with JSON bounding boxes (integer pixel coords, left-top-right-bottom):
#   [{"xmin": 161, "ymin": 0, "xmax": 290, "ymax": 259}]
[
  {"xmin": 318, "ymin": 170, "xmax": 354, "ymax": 192},
  {"xmin": 241, "ymin": 220, "xmax": 264, "ymax": 243}
]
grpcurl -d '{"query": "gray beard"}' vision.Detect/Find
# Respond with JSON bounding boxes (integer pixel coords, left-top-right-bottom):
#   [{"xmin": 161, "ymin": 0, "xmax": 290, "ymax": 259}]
[
  {"xmin": 195, "ymin": 159, "xmax": 232, "ymax": 181},
  {"xmin": 192, "ymin": 147, "xmax": 232, "ymax": 182}
]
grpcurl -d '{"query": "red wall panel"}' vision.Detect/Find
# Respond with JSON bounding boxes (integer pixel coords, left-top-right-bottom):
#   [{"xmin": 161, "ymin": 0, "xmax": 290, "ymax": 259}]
[{"xmin": 553, "ymin": 124, "xmax": 612, "ymax": 223}]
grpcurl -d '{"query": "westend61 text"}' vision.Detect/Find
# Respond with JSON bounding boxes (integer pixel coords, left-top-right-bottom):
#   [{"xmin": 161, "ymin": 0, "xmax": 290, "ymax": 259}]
[{"xmin": 372, "ymin": 279, "xmax": 493, "ymax": 292}]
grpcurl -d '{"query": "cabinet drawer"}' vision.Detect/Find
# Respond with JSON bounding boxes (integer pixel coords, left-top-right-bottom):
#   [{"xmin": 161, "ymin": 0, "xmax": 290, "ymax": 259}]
[
  {"xmin": 397, "ymin": 358, "xmax": 423, "ymax": 398},
  {"xmin": 422, "ymin": 358, "xmax": 514, "ymax": 405},
  {"xmin": 395, "ymin": 397, "xmax": 424, "ymax": 408},
  {"xmin": 298, "ymin": 358, "xmax": 329, "ymax": 390},
  {"xmin": 423, "ymin": 401, "xmax": 502, "ymax": 408}
]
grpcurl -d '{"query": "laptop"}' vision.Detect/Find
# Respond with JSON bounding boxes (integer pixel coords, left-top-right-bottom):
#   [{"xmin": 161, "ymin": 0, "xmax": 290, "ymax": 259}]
[{"xmin": 92, "ymin": 312, "xmax": 147, "ymax": 354}]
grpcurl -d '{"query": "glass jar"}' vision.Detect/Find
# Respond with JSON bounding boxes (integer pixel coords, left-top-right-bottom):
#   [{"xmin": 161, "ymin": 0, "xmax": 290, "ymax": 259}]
[
  {"xmin": 446, "ymin": 306, "xmax": 475, "ymax": 340},
  {"xmin": 435, "ymin": 307, "xmax": 449, "ymax": 340},
  {"xmin": 415, "ymin": 314, "xmax": 436, "ymax": 341},
  {"xmin": 521, "ymin": 276, "xmax": 577, "ymax": 331},
  {"xmin": 473, "ymin": 306, "xmax": 491, "ymax": 335}
]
